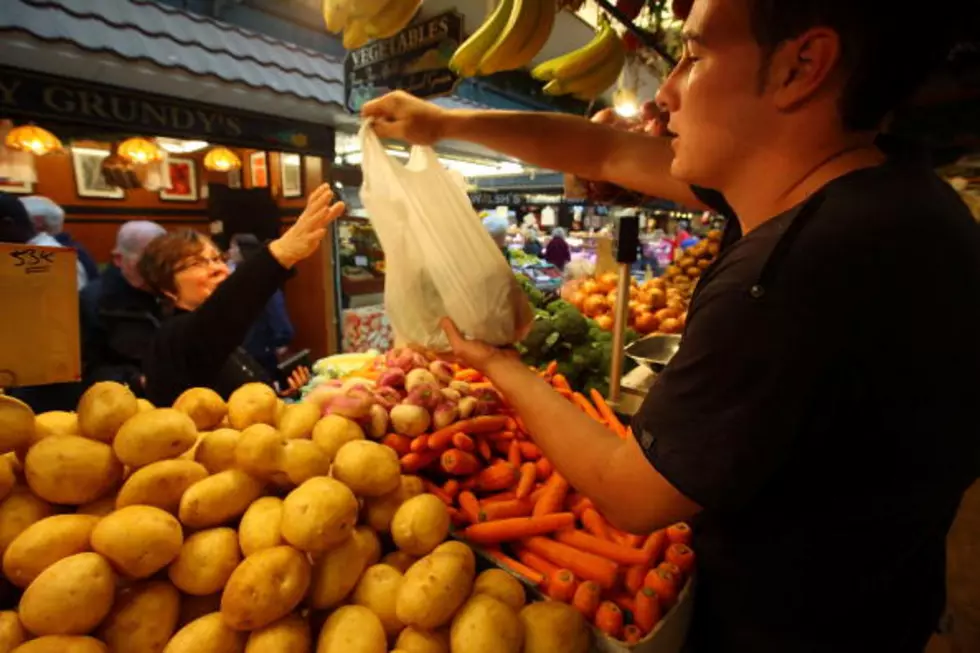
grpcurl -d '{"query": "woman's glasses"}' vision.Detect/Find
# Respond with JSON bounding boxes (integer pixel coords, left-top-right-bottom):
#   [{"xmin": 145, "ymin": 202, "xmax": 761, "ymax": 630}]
[{"xmin": 175, "ymin": 251, "xmax": 228, "ymax": 273}]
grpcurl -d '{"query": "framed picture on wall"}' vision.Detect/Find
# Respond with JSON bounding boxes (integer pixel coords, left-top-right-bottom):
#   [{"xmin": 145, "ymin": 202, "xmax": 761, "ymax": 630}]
[
  {"xmin": 160, "ymin": 157, "xmax": 199, "ymax": 202},
  {"xmin": 249, "ymin": 151, "xmax": 268, "ymax": 188},
  {"xmin": 280, "ymin": 153, "xmax": 302, "ymax": 198},
  {"xmin": 0, "ymin": 179, "xmax": 33, "ymax": 194},
  {"xmin": 71, "ymin": 147, "xmax": 124, "ymax": 199}
]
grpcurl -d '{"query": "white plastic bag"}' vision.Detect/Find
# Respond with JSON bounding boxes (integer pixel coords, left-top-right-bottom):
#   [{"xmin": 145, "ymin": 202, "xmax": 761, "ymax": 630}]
[{"xmin": 358, "ymin": 123, "xmax": 532, "ymax": 351}]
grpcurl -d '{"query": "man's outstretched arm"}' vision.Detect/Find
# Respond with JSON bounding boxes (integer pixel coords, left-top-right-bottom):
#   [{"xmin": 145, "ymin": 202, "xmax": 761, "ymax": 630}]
[{"xmin": 362, "ymin": 92, "xmax": 707, "ymax": 210}]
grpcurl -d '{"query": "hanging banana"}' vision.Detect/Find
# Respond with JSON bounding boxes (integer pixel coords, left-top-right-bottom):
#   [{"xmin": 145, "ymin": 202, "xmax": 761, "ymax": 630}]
[
  {"xmin": 450, "ymin": 0, "xmax": 557, "ymax": 78},
  {"xmin": 534, "ymin": 17, "xmax": 627, "ymax": 99},
  {"xmin": 325, "ymin": 0, "xmax": 425, "ymax": 50}
]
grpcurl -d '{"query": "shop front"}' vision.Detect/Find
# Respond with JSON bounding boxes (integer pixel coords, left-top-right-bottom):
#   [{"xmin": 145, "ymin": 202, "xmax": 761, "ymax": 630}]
[{"xmin": 0, "ymin": 0, "xmax": 351, "ymax": 359}]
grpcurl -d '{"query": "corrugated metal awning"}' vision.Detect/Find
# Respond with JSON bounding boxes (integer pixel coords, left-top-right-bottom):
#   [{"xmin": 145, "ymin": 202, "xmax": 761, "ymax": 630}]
[{"xmin": 0, "ymin": 0, "xmax": 348, "ymax": 125}]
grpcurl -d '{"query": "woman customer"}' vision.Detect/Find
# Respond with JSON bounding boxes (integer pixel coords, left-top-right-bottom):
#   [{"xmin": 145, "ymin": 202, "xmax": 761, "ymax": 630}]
[
  {"xmin": 139, "ymin": 184, "xmax": 343, "ymax": 405},
  {"xmin": 543, "ymin": 227, "xmax": 571, "ymax": 271}
]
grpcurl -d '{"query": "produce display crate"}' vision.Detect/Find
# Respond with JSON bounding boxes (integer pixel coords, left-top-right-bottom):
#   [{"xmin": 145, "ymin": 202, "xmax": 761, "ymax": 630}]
[{"xmin": 459, "ymin": 537, "xmax": 695, "ymax": 653}]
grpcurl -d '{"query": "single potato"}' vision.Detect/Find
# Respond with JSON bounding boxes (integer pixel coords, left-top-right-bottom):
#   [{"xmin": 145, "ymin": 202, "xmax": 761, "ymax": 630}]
[
  {"xmin": 332, "ymin": 440, "xmax": 400, "ymax": 497},
  {"xmin": 280, "ymin": 477, "xmax": 357, "ymax": 553},
  {"xmin": 472, "ymin": 569, "xmax": 526, "ymax": 612},
  {"xmin": 363, "ymin": 475, "xmax": 424, "ymax": 533},
  {"xmin": 450, "ymin": 594, "xmax": 523, "ymax": 653},
  {"xmin": 19, "ymin": 552, "xmax": 116, "ymax": 636},
  {"xmin": 276, "ymin": 403, "xmax": 319, "ymax": 440},
  {"xmin": 0, "ymin": 396, "xmax": 34, "ymax": 457},
  {"xmin": 310, "ymin": 415, "xmax": 363, "ymax": 462},
  {"xmin": 12, "ymin": 636, "xmax": 108, "ymax": 653},
  {"xmin": 0, "ymin": 486, "xmax": 53, "ymax": 556},
  {"xmin": 97, "ymin": 580, "xmax": 180, "ymax": 653},
  {"xmin": 381, "ymin": 551, "xmax": 418, "ymax": 574},
  {"xmin": 116, "ymin": 459, "xmax": 209, "ymax": 514},
  {"xmin": 308, "ymin": 531, "xmax": 371, "ymax": 610},
  {"xmin": 24, "ymin": 435, "xmax": 122, "ymax": 505},
  {"xmin": 352, "ymin": 526, "xmax": 381, "ymax": 567},
  {"xmin": 2, "ymin": 514, "xmax": 99, "ymax": 587},
  {"xmin": 168, "ymin": 527, "xmax": 241, "ymax": 596},
  {"xmin": 0, "ymin": 610, "xmax": 25, "ymax": 652},
  {"xmin": 244, "ymin": 613, "xmax": 310, "ymax": 653},
  {"xmin": 173, "ymin": 388, "xmax": 227, "ymax": 430},
  {"xmin": 77, "ymin": 381, "xmax": 138, "ymax": 444},
  {"xmin": 316, "ymin": 605, "xmax": 386, "ymax": 653},
  {"xmin": 113, "ymin": 409, "xmax": 198, "ymax": 468},
  {"xmin": 194, "ymin": 429, "xmax": 240, "ymax": 474},
  {"xmin": 162, "ymin": 613, "xmax": 246, "ymax": 653},
  {"xmin": 137, "ymin": 399, "xmax": 155, "ymax": 413},
  {"xmin": 396, "ymin": 552, "xmax": 473, "ymax": 630},
  {"xmin": 220, "ymin": 546, "xmax": 311, "ymax": 631},
  {"xmin": 430, "ymin": 542, "xmax": 476, "ymax": 577},
  {"xmin": 91, "ymin": 506, "xmax": 183, "ymax": 578},
  {"xmin": 33, "ymin": 411, "xmax": 78, "ymax": 440},
  {"xmin": 519, "ymin": 601, "xmax": 591, "ymax": 653},
  {"xmin": 280, "ymin": 440, "xmax": 330, "ymax": 485},
  {"xmin": 394, "ymin": 627, "xmax": 450, "ymax": 653},
  {"xmin": 390, "ymin": 494, "xmax": 450, "ymax": 556},
  {"xmin": 227, "ymin": 383, "xmax": 278, "ymax": 430},
  {"xmin": 234, "ymin": 424, "xmax": 287, "ymax": 479},
  {"xmin": 238, "ymin": 496, "xmax": 283, "ymax": 557},
  {"xmin": 178, "ymin": 469, "xmax": 264, "ymax": 529},
  {"xmin": 352, "ymin": 564, "xmax": 404, "ymax": 637}
]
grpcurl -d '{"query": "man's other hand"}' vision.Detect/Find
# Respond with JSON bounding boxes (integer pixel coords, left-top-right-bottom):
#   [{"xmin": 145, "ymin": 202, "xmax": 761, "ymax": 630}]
[{"xmin": 440, "ymin": 318, "xmax": 518, "ymax": 375}]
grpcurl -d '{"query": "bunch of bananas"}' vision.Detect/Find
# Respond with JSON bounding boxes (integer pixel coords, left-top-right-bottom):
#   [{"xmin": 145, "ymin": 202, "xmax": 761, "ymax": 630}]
[
  {"xmin": 532, "ymin": 19, "xmax": 626, "ymax": 99},
  {"xmin": 449, "ymin": 0, "xmax": 557, "ymax": 78},
  {"xmin": 323, "ymin": 0, "xmax": 423, "ymax": 50}
]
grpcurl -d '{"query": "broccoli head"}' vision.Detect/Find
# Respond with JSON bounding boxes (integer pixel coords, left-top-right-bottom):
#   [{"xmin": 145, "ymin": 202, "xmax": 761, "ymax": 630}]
[
  {"xmin": 521, "ymin": 318, "xmax": 558, "ymax": 358},
  {"xmin": 546, "ymin": 299, "xmax": 574, "ymax": 315},
  {"xmin": 553, "ymin": 308, "xmax": 590, "ymax": 345}
]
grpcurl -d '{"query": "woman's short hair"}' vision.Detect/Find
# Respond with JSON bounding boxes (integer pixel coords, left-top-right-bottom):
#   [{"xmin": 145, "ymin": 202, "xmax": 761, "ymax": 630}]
[{"xmin": 139, "ymin": 229, "xmax": 214, "ymax": 297}]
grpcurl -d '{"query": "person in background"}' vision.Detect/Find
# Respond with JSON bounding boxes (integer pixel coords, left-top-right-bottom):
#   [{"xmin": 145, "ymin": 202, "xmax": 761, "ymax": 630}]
[
  {"xmin": 482, "ymin": 214, "xmax": 511, "ymax": 263},
  {"xmin": 521, "ymin": 213, "xmax": 542, "ymax": 256},
  {"xmin": 138, "ymin": 185, "xmax": 342, "ymax": 405},
  {"xmin": 227, "ymin": 233, "xmax": 297, "ymax": 381},
  {"xmin": 79, "ymin": 221, "xmax": 167, "ymax": 393},
  {"xmin": 18, "ymin": 195, "xmax": 89, "ymax": 290},
  {"xmin": 0, "ymin": 192, "xmax": 33, "ymax": 243},
  {"xmin": 543, "ymin": 227, "xmax": 571, "ymax": 271}
]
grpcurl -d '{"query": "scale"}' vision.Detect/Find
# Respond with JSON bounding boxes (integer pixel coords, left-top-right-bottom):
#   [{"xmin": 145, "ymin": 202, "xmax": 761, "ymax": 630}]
[{"xmin": 606, "ymin": 211, "xmax": 683, "ymax": 416}]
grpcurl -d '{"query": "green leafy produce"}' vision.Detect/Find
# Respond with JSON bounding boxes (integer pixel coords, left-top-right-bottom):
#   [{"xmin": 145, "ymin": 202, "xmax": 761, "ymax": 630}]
[{"xmin": 552, "ymin": 308, "xmax": 590, "ymax": 345}]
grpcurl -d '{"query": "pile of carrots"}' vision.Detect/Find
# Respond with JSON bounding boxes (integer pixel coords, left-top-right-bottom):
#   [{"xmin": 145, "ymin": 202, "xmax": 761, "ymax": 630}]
[{"xmin": 383, "ymin": 361, "xmax": 697, "ymax": 644}]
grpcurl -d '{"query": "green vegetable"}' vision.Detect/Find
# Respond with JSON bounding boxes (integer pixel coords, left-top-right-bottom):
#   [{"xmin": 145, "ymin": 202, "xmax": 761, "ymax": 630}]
[
  {"xmin": 522, "ymin": 318, "xmax": 558, "ymax": 358},
  {"xmin": 546, "ymin": 299, "xmax": 574, "ymax": 315},
  {"xmin": 552, "ymin": 308, "xmax": 590, "ymax": 345}
]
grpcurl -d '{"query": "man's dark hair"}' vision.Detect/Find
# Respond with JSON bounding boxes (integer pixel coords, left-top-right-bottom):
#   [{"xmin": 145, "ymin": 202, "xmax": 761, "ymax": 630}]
[
  {"xmin": 744, "ymin": 1, "xmax": 961, "ymax": 131},
  {"xmin": 0, "ymin": 192, "xmax": 35, "ymax": 244}
]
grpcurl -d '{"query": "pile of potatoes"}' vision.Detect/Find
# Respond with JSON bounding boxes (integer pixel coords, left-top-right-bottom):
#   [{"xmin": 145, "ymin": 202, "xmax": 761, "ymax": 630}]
[{"xmin": 0, "ymin": 383, "xmax": 591, "ymax": 653}]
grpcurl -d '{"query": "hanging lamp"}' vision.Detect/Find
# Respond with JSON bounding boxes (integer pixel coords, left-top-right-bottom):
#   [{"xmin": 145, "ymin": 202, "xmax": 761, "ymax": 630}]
[
  {"xmin": 203, "ymin": 147, "xmax": 242, "ymax": 172},
  {"xmin": 4, "ymin": 125, "xmax": 63, "ymax": 155},
  {"xmin": 117, "ymin": 137, "xmax": 164, "ymax": 165}
]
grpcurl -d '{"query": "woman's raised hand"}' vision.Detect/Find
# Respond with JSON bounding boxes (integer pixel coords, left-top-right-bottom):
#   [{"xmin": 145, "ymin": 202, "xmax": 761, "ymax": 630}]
[{"xmin": 269, "ymin": 184, "xmax": 346, "ymax": 268}]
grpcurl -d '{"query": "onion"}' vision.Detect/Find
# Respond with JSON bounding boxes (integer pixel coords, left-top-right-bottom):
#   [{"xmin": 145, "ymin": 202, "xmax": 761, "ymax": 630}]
[
  {"xmin": 440, "ymin": 388, "xmax": 461, "ymax": 403},
  {"xmin": 372, "ymin": 386, "xmax": 402, "ymax": 410},
  {"xmin": 405, "ymin": 368, "xmax": 438, "ymax": 392},
  {"xmin": 472, "ymin": 387, "xmax": 503, "ymax": 415},
  {"xmin": 405, "ymin": 383, "xmax": 441, "ymax": 411},
  {"xmin": 325, "ymin": 392, "xmax": 373, "ymax": 420},
  {"xmin": 428, "ymin": 360, "xmax": 454, "ymax": 384},
  {"xmin": 457, "ymin": 396, "xmax": 478, "ymax": 420},
  {"xmin": 304, "ymin": 384, "xmax": 343, "ymax": 412},
  {"xmin": 377, "ymin": 367, "xmax": 406, "ymax": 389},
  {"xmin": 449, "ymin": 380, "xmax": 471, "ymax": 396},
  {"xmin": 432, "ymin": 402, "xmax": 459, "ymax": 430},
  {"xmin": 367, "ymin": 404, "xmax": 389, "ymax": 439},
  {"xmin": 389, "ymin": 404, "xmax": 431, "ymax": 437}
]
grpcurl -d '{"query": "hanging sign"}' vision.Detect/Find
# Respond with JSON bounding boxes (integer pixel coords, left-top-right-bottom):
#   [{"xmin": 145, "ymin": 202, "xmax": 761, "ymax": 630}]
[{"xmin": 344, "ymin": 12, "xmax": 464, "ymax": 113}]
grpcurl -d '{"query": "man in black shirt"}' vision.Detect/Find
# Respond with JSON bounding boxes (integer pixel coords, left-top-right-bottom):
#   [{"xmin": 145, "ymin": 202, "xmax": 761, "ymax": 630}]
[{"xmin": 362, "ymin": 1, "xmax": 979, "ymax": 651}]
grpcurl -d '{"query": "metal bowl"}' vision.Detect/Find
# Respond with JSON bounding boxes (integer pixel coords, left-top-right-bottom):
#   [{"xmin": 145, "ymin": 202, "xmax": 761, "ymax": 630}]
[{"xmin": 624, "ymin": 334, "xmax": 682, "ymax": 372}]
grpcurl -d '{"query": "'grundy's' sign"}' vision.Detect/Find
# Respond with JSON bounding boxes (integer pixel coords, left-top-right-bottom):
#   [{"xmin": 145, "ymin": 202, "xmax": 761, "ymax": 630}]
[{"xmin": 0, "ymin": 66, "xmax": 334, "ymax": 155}]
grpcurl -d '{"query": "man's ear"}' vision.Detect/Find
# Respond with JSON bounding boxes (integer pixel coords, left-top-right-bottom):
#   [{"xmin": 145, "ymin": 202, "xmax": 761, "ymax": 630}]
[{"xmin": 767, "ymin": 27, "xmax": 842, "ymax": 112}]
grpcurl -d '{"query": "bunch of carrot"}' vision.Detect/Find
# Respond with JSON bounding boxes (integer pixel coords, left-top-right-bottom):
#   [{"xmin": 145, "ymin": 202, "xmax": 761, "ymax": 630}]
[{"xmin": 384, "ymin": 361, "xmax": 698, "ymax": 644}]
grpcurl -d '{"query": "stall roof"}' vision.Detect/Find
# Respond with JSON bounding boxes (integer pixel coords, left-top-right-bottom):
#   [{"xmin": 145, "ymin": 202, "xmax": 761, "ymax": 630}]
[{"xmin": 0, "ymin": 0, "xmax": 346, "ymax": 106}]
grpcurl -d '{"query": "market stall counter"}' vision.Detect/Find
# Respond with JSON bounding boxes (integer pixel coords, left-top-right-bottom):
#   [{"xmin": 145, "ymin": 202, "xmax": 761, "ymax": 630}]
[{"xmin": 0, "ymin": 342, "xmax": 695, "ymax": 652}]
